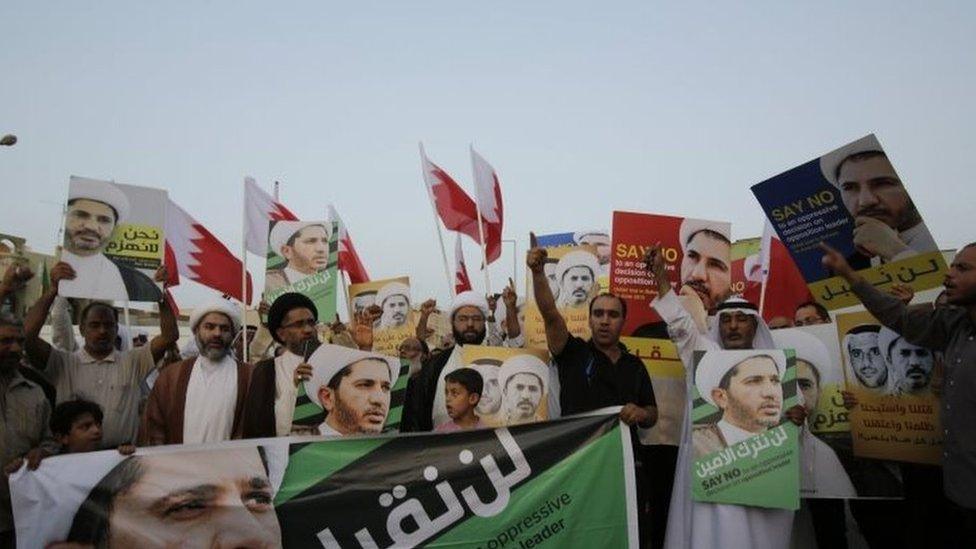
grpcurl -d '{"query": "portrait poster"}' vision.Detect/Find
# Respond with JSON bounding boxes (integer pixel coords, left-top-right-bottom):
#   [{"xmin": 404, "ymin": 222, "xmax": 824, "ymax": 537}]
[
  {"xmin": 59, "ymin": 176, "xmax": 167, "ymax": 302},
  {"xmin": 348, "ymin": 276, "xmax": 415, "ymax": 357},
  {"xmin": 751, "ymin": 134, "xmax": 947, "ymax": 311},
  {"xmin": 534, "ymin": 229, "xmax": 611, "ymax": 291},
  {"xmin": 288, "ymin": 344, "xmax": 410, "ymax": 435},
  {"xmin": 264, "ymin": 220, "xmax": 339, "ymax": 322},
  {"xmin": 11, "ymin": 411, "xmax": 638, "ymax": 548},
  {"xmin": 621, "ymin": 337, "xmax": 685, "ymax": 446},
  {"xmin": 690, "ymin": 349, "xmax": 800, "ymax": 510},
  {"xmin": 609, "ymin": 211, "xmax": 732, "ymax": 338},
  {"xmin": 429, "ymin": 346, "xmax": 552, "ymax": 430},
  {"xmin": 0, "ymin": 234, "xmax": 55, "ymax": 319},
  {"xmin": 835, "ymin": 309, "xmax": 943, "ymax": 465},
  {"xmin": 729, "ymin": 237, "xmax": 763, "ymax": 306},
  {"xmin": 523, "ymin": 245, "xmax": 598, "ymax": 350},
  {"xmin": 772, "ymin": 325, "xmax": 903, "ymax": 499}
]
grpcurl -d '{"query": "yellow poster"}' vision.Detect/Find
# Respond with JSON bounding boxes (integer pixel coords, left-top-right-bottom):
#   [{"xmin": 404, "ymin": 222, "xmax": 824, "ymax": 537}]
[
  {"xmin": 349, "ymin": 276, "xmax": 415, "ymax": 357},
  {"xmin": 524, "ymin": 245, "xmax": 599, "ymax": 350}
]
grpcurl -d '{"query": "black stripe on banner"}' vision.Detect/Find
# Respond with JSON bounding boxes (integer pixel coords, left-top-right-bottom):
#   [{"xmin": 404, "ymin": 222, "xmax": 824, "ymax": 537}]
[{"xmin": 275, "ymin": 413, "xmax": 618, "ymax": 547}]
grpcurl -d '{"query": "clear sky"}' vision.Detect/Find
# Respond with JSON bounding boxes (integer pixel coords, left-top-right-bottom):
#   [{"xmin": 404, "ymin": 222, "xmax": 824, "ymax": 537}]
[{"xmin": 2, "ymin": 2, "xmax": 974, "ymax": 312}]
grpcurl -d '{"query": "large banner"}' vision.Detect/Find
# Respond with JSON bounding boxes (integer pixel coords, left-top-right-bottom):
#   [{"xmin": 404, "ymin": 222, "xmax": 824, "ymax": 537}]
[
  {"xmin": 60, "ymin": 176, "xmax": 167, "ymax": 302},
  {"xmin": 265, "ymin": 220, "xmax": 339, "ymax": 321},
  {"xmin": 690, "ymin": 350, "xmax": 800, "ymax": 510},
  {"xmin": 349, "ymin": 276, "xmax": 415, "ymax": 357},
  {"xmin": 751, "ymin": 134, "xmax": 947, "ymax": 310},
  {"xmin": 11, "ymin": 411, "xmax": 638, "ymax": 548},
  {"xmin": 523, "ymin": 245, "xmax": 598, "ymax": 350},
  {"xmin": 835, "ymin": 309, "xmax": 943, "ymax": 464},
  {"xmin": 610, "ymin": 211, "xmax": 732, "ymax": 338},
  {"xmin": 772, "ymin": 325, "xmax": 903, "ymax": 499},
  {"xmin": 429, "ymin": 346, "xmax": 552, "ymax": 430},
  {"xmin": 287, "ymin": 344, "xmax": 411, "ymax": 435}
]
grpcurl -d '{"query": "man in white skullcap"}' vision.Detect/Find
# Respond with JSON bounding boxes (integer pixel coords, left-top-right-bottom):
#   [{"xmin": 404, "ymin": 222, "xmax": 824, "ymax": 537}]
[
  {"xmin": 645, "ymin": 244, "xmax": 804, "ymax": 549},
  {"xmin": 678, "ymin": 219, "xmax": 733, "ymax": 314},
  {"xmin": 303, "ymin": 344, "xmax": 398, "ymax": 436},
  {"xmin": 772, "ymin": 328, "xmax": 856, "ymax": 498},
  {"xmin": 401, "ymin": 290, "xmax": 492, "ymax": 432},
  {"xmin": 878, "ymin": 326, "xmax": 935, "ymax": 395},
  {"xmin": 554, "ymin": 249, "xmax": 601, "ymax": 308},
  {"xmin": 819, "ymin": 135, "xmax": 937, "ymax": 268},
  {"xmin": 265, "ymin": 222, "xmax": 330, "ymax": 291},
  {"xmin": 375, "ymin": 281, "xmax": 411, "ymax": 329},
  {"xmin": 497, "ymin": 354, "xmax": 548, "ymax": 424},
  {"xmin": 60, "ymin": 176, "xmax": 161, "ymax": 302},
  {"xmin": 141, "ymin": 298, "xmax": 251, "ymax": 445}
]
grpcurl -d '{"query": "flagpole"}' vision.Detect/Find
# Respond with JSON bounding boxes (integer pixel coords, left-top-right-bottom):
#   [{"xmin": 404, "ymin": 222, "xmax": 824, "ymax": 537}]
[
  {"xmin": 470, "ymin": 144, "xmax": 492, "ymax": 297},
  {"xmin": 419, "ymin": 142, "xmax": 457, "ymax": 299},
  {"xmin": 241, "ymin": 178, "xmax": 249, "ymax": 363}
]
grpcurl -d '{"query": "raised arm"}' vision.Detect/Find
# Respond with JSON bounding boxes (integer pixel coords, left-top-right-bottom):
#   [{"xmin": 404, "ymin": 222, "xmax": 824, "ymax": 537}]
[
  {"xmin": 0, "ymin": 263, "xmax": 33, "ymax": 311},
  {"xmin": 149, "ymin": 267, "xmax": 179, "ymax": 363},
  {"xmin": 527, "ymin": 246, "xmax": 569, "ymax": 356},
  {"xmin": 24, "ymin": 262, "xmax": 75, "ymax": 368},
  {"xmin": 645, "ymin": 244, "xmax": 709, "ymax": 364},
  {"xmin": 502, "ymin": 278, "xmax": 521, "ymax": 339}
]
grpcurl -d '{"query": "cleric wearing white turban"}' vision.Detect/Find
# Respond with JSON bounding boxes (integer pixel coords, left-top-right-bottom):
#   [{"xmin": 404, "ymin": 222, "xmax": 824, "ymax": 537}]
[
  {"xmin": 554, "ymin": 250, "xmax": 601, "ymax": 307},
  {"xmin": 265, "ymin": 222, "xmax": 331, "ymax": 291},
  {"xmin": 497, "ymin": 354, "xmax": 549, "ymax": 424},
  {"xmin": 60, "ymin": 176, "xmax": 162, "ymax": 302},
  {"xmin": 375, "ymin": 281, "xmax": 411, "ymax": 329},
  {"xmin": 303, "ymin": 344, "xmax": 399, "ymax": 436}
]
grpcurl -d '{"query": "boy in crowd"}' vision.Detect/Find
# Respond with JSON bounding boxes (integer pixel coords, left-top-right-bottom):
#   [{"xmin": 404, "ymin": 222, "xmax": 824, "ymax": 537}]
[{"xmin": 435, "ymin": 368, "xmax": 483, "ymax": 432}]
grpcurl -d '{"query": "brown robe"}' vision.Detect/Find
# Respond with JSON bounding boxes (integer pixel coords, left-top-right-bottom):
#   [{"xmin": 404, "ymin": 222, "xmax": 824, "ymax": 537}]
[{"xmin": 140, "ymin": 356, "xmax": 252, "ymax": 446}]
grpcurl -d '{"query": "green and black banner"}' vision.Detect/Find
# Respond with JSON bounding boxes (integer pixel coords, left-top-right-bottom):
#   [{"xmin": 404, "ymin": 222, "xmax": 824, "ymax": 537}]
[{"xmin": 10, "ymin": 410, "xmax": 637, "ymax": 548}]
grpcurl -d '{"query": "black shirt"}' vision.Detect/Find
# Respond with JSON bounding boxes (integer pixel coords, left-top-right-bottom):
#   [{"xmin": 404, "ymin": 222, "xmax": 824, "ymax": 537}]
[{"xmin": 554, "ymin": 335, "xmax": 655, "ymax": 416}]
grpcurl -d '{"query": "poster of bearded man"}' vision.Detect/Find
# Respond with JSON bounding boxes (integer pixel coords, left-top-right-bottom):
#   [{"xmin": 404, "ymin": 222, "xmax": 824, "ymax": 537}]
[
  {"xmin": 59, "ymin": 176, "xmax": 167, "ymax": 302},
  {"xmin": 835, "ymin": 308, "xmax": 943, "ymax": 464},
  {"xmin": 264, "ymin": 220, "xmax": 339, "ymax": 321},
  {"xmin": 348, "ymin": 276, "xmax": 415, "ymax": 357},
  {"xmin": 523, "ymin": 244, "xmax": 600, "ymax": 350}
]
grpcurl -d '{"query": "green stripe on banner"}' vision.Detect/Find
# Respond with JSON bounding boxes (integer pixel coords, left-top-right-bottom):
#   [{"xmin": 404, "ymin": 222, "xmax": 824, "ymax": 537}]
[
  {"xmin": 292, "ymin": 380, "xmax": 325, "ymax": 427},
  {"xmin": 429, "ymin": 423, "xmax": 628, "ymax": 548},
  {"xmin": 274, "ymin": 437, "xmax": 391, "ymax": 505}
]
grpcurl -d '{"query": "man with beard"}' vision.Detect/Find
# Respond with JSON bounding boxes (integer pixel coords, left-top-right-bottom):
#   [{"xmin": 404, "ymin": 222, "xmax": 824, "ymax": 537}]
[
  {"xmin": 646, "ymin": 243, "xmax": 804, "ymax": 549},
  {"xmin": 822, "ymin": 241, "xmax": 976, "ymax": 545},
  {"xmin": 352, "ymin": 290, "xmax": 377, "ymax": 316},
  {"xmin": 242, "ymin": 293, "xmax": 320, "ymax": 438},
  {"xmin": 678, "ymin": 219, "xmax": 733, "ymax": 314},
  {"xmin": 497, "ymin": 354, "xmax": 548, "ymax": 424},
  {"xmin": 59, "ymin": 177, "xmax": 161, "ymax": 302},
  {"xmin": 691, "ymin": 353, "xmax": 785, "ymax": 460},
  {"xmin": 23, "ymin": 262, "xmax": 178, "ymax": 449},
  {"xmin": 554, "ymin": 250, "xmax": 600, "ymax": 308},
  {"xmin": 470, "ymin": 358, "xmax": 503, "ymax": 418},
  {"xmin": 401, "ymin": 291, "xmax": 491, "ymax": 432},
  {"xmin": 528, "ymin": 245, "xmax": 657, "ymax": 544},
  {"xmin": 0, "ymin": 313, "xmax": 56, "ymax": 545},
  {"xmin": 141, "ymin": 299, "xmax": 251, "ymax": 445},
  {"xmin": 265, "ymin": 222, "xmax": 331, "ymax": 291},
  {"xmin": 843, "ymin": 325, "xmax": 888, "ymax": 392},
  {"xmin": 878, "ymin": 326, "xmax": 935, "ymax": 395},
  {"xmin": 376, "ymin": 282, "xmax": 411, "ymax": 329},
  {"xmin": 794, "ymin": 301, "xmax": 830, "ymax": 327},
  {"xmin": 819, "ymin": 136, "xmax": 938, "ymax": 267},
  {"xmin": 304, "ymin": 345, "xmax": 397, "ymax": 435}
]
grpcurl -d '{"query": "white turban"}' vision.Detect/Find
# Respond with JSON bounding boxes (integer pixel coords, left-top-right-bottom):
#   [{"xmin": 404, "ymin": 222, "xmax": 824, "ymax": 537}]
[
  {"xmin": 269, "ymin": 222, "xmax": 329, "ymax": 257},
  {"xmin": 707, "ymin": 297, "xmax": 776, "ymax": 350},
  {"xmin": 772, "ymin": 328, "xmax": 831, "ymax": 380},
  {"xmin": 555, "ymin": 250, "xmax": 600, "ymax": 285},
  {"xmin": 497, "ymin": 354, "xmax": 548, "ymax": 395},
  {"xmin": 303, "ymin": 344, "xmax": 399, "ymax": 409},
  {"xmin": 189, "ymin": 298, "xmax": 242, "ymax": 333},
  {"xmin": 450, "ymin": 290, "xmax": 489, "ymax": 320},
  {"xmin": 375, "ymin": 281, "xmax": 410, "ymax": 308},
  {"xmin": 818, "ymin": 134, "xmax": 884, "ymax": 188},
  {"xmin": 573, "ymin": 230, "xmax": 609, "ymax": 245},
  {"xmin": 695, "ymin": 351, "xmax": 786, "ymax": 407},
  {"xmin": 678, "ymin": 218, "xmax": 731, "ymax": 252},
  {"xmin": 68, "ymin": 176, "xmax": 131, "ymax": 225}
]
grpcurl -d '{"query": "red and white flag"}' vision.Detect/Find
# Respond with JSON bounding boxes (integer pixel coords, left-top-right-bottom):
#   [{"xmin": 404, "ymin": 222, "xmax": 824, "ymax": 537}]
[
  {"xmin": 454, "ymin": 234, "xmax": 472, "ymax": 295},
  {"xmin": 420, "ymin": 145, "xmax": 482, "ymax": 246},
  {"xmin": 244, "ymin": 176, "xmax": 298, "ymax": 255},
  {"xmin": 165, "ymin": 199, "xmax": 253, "ymax": 303},
  {"xmin": 327, "ymin": 204, "xmax": 370, "ymax": 284},
  {"xmin": 757, "ymin": 221, "xmax": 814, "ymax": 322},
  {"xmin": 470, "ymin": 147, "xmax": 504, "ymax": 265}
]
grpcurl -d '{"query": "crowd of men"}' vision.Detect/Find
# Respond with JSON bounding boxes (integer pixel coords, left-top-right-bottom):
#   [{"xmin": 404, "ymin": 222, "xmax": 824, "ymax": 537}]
[{"xmin": 0, "ymin": 229, "xmax": 974, "ymax": 548}]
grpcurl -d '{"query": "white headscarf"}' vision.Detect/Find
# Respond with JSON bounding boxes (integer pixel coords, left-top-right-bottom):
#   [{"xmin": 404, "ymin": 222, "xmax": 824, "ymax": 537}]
[{"xmin": 707, "ymin": 297, "xmax": 776, "ymax": 350}]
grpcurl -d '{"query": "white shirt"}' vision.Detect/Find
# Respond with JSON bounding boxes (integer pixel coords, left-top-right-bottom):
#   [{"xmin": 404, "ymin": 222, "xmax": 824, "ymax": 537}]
[
  {"xmin": 182, "ymin": 355, "xmax": 238, "ymax": 445},
  {"xmin": 274, "ymin": 351, "xmax": 304, "ymax": 437},
  {"xmin": 717, "ymin": 419, "xmax": 758, "ymax": 446},
  {"xmin": 284, "ymin": 266, "xmax": 312, "ymax": 285},
  {"xmin": 59, "ymin": 250, "xmax": 127, "ymax": 301},
  {"xmin": 800, "ymin": 428, "xmax": 857, "ymax": 498},
  {"xmin": 318, "ymin": 421, "xmax": 344, "ymax": 437}
]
